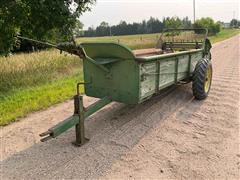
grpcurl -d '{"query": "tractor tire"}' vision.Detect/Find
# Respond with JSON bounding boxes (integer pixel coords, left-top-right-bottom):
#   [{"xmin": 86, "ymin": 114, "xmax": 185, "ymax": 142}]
[
  {"xmin": 205, "ymin": 52, "xmax": 212, "ymax": 60},
  {"xmin": 192, "ymin": 59, "xmax": 213, "ymax": 100}
]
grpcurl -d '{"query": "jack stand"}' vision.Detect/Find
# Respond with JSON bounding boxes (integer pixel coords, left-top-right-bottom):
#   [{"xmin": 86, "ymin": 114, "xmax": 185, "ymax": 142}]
[
  {"xmin": 72, "ymin": 83, "xmax": 89, "ymax": 146},
  {"xmin": 39, "ymin": 80, "xmax": 110, "ymax": 145},
  {"xmin": 39, "ymin": 83, "xmax": 111, "ymax": 145}
]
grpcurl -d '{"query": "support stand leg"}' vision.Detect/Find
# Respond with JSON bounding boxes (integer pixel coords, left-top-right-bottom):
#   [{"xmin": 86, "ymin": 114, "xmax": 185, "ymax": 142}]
[{"xmin": 72, "ymin": 95, "xmax": 89, "ymax": 146}]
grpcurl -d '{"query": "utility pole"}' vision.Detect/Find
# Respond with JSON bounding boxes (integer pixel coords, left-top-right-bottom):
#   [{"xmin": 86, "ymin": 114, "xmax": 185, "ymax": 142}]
[
  {"xmin": 233, "ymin": 11, "xmax": 236, "ymax": 27},
  {"xmin": 193, "ymin": 0, "xmax": 196, "ymax": 23},
  {"xmin": 109, "ymin": 25, "xmax": 112, "ymax": 36}
]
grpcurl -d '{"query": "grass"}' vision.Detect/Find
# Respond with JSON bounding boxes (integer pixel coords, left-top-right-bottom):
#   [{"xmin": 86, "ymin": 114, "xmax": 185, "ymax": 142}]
[
  {"xmin": 0, "ymin": 28, "xmax": 239, "ymax": 126},
  {"xmin": 0, "ymin": 50, "xmax": 83, "ymax": 125},
  {"xmin": 77, "ymin": 33, "xmax": 162, "ymax": 50},
  {"xmin": 209, "ymin": 29, "xmax": 240, "ymax": 43},
  {"xmin": 0, "ymin": 50, "xmax": 81, "ymax": 93},
  {"xmin": 0, "ymin": 74, "xmax": 84, "ymax": 125},
  {"xmin": 76, "ymin": 29, "xmax": 240, "ymax": 49}
]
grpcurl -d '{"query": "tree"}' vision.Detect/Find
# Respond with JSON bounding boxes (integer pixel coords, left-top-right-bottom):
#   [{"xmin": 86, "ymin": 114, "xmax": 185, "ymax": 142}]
[
  {"xmin": 73, "ymin": 20, "xmax": 84, "ymax": 38},
  {"xmin": 230, "ymin": 19, "xmax": 240, "ymax": 28},
  {"xmin": 182, "ymin": 17, "xmax": 192, "ymax": 28},
  {"xmin": 0, "ymin": 0, "xmax": 95, "ymax": 55},
  {"xmin": 193, "ymin": 17, "xmax": 221, "ymax": 35},
  {"xmin": 164, "ymin": 17, "xmax": 182, "ymax": 29},
  {"xmin": 95, "ymin": 21, "xmax": 109, "ymax": 36},
  {"xmin": 146, "ymin": 17, "xmax": 164, "ymax": 33}
]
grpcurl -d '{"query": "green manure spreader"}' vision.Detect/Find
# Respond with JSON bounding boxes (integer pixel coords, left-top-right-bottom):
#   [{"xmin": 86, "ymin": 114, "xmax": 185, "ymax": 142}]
[{"xmin": 19, "ymin": 28, "xmax": 213, "ymax": 146}]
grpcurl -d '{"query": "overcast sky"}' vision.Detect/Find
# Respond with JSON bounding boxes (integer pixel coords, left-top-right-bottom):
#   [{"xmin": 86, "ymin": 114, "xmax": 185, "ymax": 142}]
[{"xmin": 80, "ymin": 0, "xmax": 239, "ymax": 29}]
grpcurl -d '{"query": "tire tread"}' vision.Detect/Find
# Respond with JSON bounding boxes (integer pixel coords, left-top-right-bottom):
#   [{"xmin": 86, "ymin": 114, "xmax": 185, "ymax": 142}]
[{"xmin": 192, "ymin": 59, "xmax": 212, "ymax": 100}]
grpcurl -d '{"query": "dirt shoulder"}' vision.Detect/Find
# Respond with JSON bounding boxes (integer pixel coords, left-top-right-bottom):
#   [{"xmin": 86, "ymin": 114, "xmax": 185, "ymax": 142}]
[{"xmin": 1, "ymin": 35, "xmax": 239, "ymax": 179}]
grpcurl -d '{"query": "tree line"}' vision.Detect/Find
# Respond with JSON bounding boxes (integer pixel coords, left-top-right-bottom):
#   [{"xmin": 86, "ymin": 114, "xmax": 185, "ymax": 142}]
[
  {"xmin": 84, "ymin": 17, "xmax": 192, "ymax": 37},
  {"xmin": 82, "ymin": 16, "xmax": 224, "ymax": 37}
]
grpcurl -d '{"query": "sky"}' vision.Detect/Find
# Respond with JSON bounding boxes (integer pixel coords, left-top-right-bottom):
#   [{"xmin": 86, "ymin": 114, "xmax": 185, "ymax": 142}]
[{"xmin": 80, "ymin": 0, "xmax": 239, "ymax": 29}]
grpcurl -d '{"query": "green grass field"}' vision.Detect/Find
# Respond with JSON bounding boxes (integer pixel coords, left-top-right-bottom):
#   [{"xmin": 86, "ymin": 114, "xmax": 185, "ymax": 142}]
[{"xmin": 0, "ymin": 29, "xmax": 239, "ymax": 126}]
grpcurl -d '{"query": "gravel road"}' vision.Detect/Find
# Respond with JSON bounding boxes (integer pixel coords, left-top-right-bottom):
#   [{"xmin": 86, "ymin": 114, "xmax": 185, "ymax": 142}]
[{"xmin": 1, "ymin": 35, "xmax": 239, "ymax": 179}]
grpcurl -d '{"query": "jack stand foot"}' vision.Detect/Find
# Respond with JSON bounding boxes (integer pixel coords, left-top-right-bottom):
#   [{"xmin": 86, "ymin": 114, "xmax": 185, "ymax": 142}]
[{"xmin": 72, "ymin": 138, "xmax": 89, "ymax": 147}]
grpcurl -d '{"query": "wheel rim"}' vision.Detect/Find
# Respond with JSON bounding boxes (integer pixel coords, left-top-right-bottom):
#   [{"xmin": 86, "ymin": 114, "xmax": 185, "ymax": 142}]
[{"xmin": 204, "ymin": 66, "xmax": 212, "ymax": 93}]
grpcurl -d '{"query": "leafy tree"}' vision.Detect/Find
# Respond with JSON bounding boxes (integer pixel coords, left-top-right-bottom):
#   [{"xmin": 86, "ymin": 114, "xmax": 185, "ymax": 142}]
[
  {"xmin": 84, "ymin": 26, "xmax": 96, "ymax": 36},
  {"xmin": 0, "ymin": 0, "xmax": 95, "ymax": 55},
  {"xmin": 73, "ymin": 20, "xmax": 84, "ymax": 38},
  {"xmin": 163, "ymin": 17, "xmax": 182, "ymax": 29},
  {"xmin": 96, "ymin": 21, "xmax": 110, "ymax": 36},
  {"xmin": 147, "ymin": 17, "xmax": 164, "ymax": 33},
  {"xmin": 230, "ymin": 19, "xmax": 240, "ymax": 28},
  {"xmin": 193, "ymin": 17, "xmax": 221, "ymax": 35},
  {"xmin": 182, "ymin": 17, "xmax": 192, "ymax": 29}
]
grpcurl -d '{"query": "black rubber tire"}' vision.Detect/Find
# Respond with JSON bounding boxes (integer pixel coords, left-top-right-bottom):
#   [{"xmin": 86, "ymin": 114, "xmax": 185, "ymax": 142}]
[
  {"xmin": 205, "ymin": 52, "xmax": 212, "ymax": 60},
  {"xmin": 192, "ymin": 59, "xmax": 212, "ymax": 100}
]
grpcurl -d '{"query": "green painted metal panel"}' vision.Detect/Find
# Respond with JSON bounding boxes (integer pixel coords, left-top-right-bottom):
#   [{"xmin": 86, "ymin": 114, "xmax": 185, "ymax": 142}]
[
  {"xmin": 81, "ymin": 42, "xmax": 135, "ymax": 60},
  {"xmin": 83, "ymin": 59, "xmax": 139, "ymax": 104},
  {"xmin": 159, "ymin": 58, "xmax": 176, "ymax": 88},
  {"xmin": 81, "ymin": 43, "xmax": 139, "ymax": 104},
  {"xmin": 177, "ymin": 55, "xmax": 189, "ymax": 80},
  {"xmin": 139, "ymin": 62, "xmax": 157, "ymax": 99}
]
